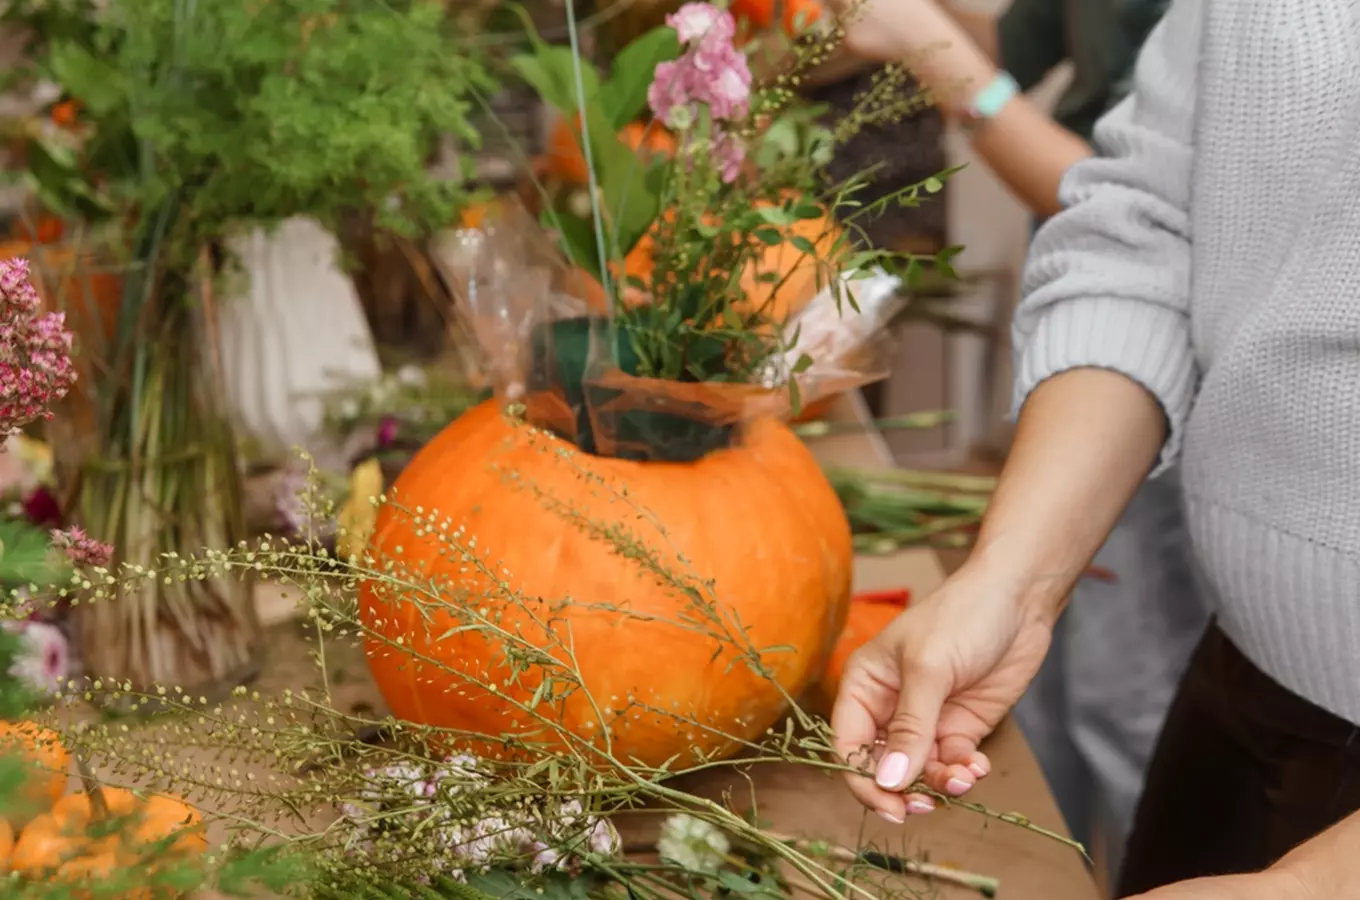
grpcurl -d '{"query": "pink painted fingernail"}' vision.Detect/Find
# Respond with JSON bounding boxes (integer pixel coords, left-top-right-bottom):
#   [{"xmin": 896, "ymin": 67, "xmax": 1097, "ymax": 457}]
[
  {"xmin": 946, "ymin": 777, "xmax": 973, "ymax": 796},
  {"xmin": 877, "ymin": 810, "xmax": 905, "ymax": 825},
  {"xmin": 875, "ymin": 752, "xmax": 910, "ymax": 790},
  {"xmin": 968, "ymin": 761, "xmax": 989, "ymax": 779},
  {"xmin": 907, "ymin": 799, "xmax": 935, "ymax": 815}
]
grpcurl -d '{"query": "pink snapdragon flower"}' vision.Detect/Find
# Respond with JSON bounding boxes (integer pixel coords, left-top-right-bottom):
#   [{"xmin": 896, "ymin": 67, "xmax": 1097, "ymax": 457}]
[
  {"xmin": 0, "ymin": 258, "xmax": 76, "ymax": 438},
  {"xmin": 647, "ymin": 3, "xmax": 752, "ymax": 183},
  {"xmin": 667, "ymin": 2, "xmax": 734, "ymax": 45}
]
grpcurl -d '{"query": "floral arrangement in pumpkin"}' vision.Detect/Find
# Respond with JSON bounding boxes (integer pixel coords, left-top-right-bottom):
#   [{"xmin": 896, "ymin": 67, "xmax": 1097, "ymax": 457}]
[{"xmin": 476, "ymin": 0, "xmax": 957, "ymax": 463}]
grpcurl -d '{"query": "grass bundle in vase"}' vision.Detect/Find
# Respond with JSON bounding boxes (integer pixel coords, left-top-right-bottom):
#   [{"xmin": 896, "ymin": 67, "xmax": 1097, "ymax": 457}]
[{"xmin": 72, "ymin": 281, "xmax": 258, "ymax": 693}]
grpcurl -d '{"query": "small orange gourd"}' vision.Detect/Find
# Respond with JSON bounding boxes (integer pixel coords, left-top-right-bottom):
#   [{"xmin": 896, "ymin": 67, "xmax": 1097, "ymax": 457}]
[
  {"xmin": 0, "ymin": 721, "xmax": 71, "ymax": 829},
  {"xmin": 13, "ymin": 785, "xmax": 204, "ymax": 897},
  {"xmin": 360, "ymin": 400, "xmax": 853, "ymax": 767}
]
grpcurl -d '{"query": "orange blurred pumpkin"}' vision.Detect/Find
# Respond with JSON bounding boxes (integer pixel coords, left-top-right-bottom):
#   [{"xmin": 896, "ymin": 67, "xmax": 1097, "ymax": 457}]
[
  {"xmin": 0, "ymin": 721, "xmax": 70, "ymax": 830},
  {"xmin": 580, "ymin": 204, "xmax": 842, "ymax": 325},
  {"xmin": 359, "ymin": 400, "xmax": 853, "ymax": 767},
  {"xmin": 0, "ymin": 242, "xmax": 123, "ymax": 342},
  {"xmin": 13, "ymin": 786, "xmax": 204, "ymax": 893},
  {"xmin": 782, "ymin": 0, "xmax": 823, "ymax": 35},
  {"xmin": 730, "ymin": 0, "xmax": 776, "ymax": 30},
  {"xmin": 542, "ymin": 116, "xmax": 678, "ymax": 186},
  {"xmin": 816, "ymin": 589, "xmax": 911, "ymax": 712}
]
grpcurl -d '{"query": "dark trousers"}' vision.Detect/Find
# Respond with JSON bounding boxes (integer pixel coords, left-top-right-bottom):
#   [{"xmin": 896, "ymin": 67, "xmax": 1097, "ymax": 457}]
[{"xmin": 1116, "ymin": 623, "xmax": 1360, "ymax": 896}]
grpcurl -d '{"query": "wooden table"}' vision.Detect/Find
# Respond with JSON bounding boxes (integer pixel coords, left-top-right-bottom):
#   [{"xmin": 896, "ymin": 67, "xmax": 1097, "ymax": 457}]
[{"xmin": 633, "ymin": 391, "xmax": 1100, "ymax": 900}]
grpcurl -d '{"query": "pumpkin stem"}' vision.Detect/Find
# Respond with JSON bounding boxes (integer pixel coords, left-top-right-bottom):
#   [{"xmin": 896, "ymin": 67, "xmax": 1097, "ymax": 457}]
[{"xmin": 74, "ymin": 754, "xmax": 110, "ymax": 822}]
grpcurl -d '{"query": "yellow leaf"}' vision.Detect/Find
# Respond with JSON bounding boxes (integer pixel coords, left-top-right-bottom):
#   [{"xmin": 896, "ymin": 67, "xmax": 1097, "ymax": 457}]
[
  {"xmin": 337, "ymin": 459, "xmax": 384, "ymax": 560},
  {"xmin": 12, "ymin": 435, "xmax": 53, "ymax": 485}
]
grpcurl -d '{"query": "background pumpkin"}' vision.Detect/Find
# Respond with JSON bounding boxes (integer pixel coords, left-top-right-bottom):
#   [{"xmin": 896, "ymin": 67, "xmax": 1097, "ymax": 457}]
[
  {"xmin": 0, "ymin": 722, "xmax": 70, "ymax": 830},
  {"xmin": 815, "ymin": 589, "xmax": 911, "ymax": 714},
  {"xmin": 582, "ymin": 206, "xmax": 843, "ymax": 326},
  {"xmin": 359, "ymin": 400, "xmax": 853, "ymax": 767}
]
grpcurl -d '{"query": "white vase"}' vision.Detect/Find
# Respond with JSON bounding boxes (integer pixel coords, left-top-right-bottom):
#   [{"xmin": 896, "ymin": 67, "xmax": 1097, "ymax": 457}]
[{"xmin": 217, "ymin": 217, "xmax": 382, "ymax": 463}]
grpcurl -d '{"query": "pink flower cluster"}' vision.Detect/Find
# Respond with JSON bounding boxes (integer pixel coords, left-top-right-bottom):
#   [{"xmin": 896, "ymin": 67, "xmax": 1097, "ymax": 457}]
[
  {"xmin": 648, "ymin": 3, "xmax": 752, "ymax": 182},
  {"xmin": 0, "ymin": 258, "xmax": 75, "ymax": 439},
  {"xmin": 50, "ymin": 524, "xmax": 113, "ymax": 568}
]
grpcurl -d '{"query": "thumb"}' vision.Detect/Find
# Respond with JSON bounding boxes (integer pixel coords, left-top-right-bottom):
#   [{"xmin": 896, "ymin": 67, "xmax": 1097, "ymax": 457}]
[{"xmin": 874, "ymin": 663, "xmax": 949, "ymax": 792}]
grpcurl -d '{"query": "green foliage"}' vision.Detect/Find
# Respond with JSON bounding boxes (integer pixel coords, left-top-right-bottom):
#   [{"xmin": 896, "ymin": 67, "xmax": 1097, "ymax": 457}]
[
  {"xmin": 6, "ymin": 0, "xmax": 495, "ymax": 265},
  {"xmin": 0, "ymin": 519, "xmax": 71, "ymax": 592},
  {"xmin": 511, "ymin": 23, "xmax": 680, "ymax": 272}
]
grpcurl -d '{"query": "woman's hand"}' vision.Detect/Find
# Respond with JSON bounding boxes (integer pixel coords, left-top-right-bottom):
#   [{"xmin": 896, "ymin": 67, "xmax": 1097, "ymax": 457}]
[
  {"xmin": 831, "ymin": 562, "xmax": 1058, "ymax": 822},
  {"xmin": 823, "ymin": 0, "xmax": 955, "ymax": 63}
]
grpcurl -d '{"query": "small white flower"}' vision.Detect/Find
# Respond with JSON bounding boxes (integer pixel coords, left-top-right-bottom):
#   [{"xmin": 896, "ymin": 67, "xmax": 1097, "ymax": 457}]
[
  {"xmin": 339, "ymin": 398, "xmax": 361, "ymax": 420},
  {"xmin": 530, "ymin": 842, "xmax": 562, "ymax": 874},
  {"xmin": 396, "ymin": 365, "xmax": 427, "ymax": 388},
  {"xmin": 587, "ymin": 817, "xmax": 621, "ymax": 857},
  {"xmin": 9, "ymin": 621, "xmax": 68, "ymax": 696},
  {"xmin": 657, "ymin": 814, "xmax": 730, "ymax": 874}
]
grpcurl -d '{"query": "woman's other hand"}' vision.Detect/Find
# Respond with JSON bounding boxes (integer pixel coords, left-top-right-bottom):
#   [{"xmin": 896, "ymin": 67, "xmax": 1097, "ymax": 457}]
[{"xmin": 831, "ymin": 562, "xmax": 1057, "ymax": 822}]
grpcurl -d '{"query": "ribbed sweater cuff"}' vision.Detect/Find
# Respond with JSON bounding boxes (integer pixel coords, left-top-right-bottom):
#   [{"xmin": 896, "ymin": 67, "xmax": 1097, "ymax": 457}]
[{"xmin": 1012, "ymin": 297, "xmax": 1197, "ymax": 475}]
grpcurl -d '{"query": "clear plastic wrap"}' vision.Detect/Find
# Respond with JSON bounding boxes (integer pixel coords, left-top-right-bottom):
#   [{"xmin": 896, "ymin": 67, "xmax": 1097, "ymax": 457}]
[{"xmin": 434, "ymin": 201, "xmax": 906, "ymax": 462}]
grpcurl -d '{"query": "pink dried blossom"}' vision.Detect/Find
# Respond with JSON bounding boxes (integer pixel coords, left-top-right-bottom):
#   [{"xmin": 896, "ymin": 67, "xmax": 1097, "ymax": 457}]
[
  {"xmin": 711, "ymin": 130, "xmax": 746, "ymax": 183},
  {"xmin": 50, "ymin": 525, "xmax": 113, "ymax": 568},
  {"xmin": 667, "ymin": 2, "xmax": 734, "ymax": 45},
  {"xmin": 649, "ymin": 3, "xmax": 752, "ymax": 128},
  {"xmin": 0, "ymin": 258, "xmax": 75, "ymax": 439}
]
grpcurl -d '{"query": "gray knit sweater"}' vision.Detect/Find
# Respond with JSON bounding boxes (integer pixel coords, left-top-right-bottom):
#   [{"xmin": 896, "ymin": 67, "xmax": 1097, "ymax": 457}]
[{"xmin": 1012, "ymin": 0, "xmax": 1360, "ymax": 723}]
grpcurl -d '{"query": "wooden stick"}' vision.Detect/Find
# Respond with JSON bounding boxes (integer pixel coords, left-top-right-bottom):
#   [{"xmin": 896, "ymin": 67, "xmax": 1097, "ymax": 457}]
[
  {"xmin": 74, "ymin": 755, "xmax": 110, "ymax": 821},
  {"xmin": 764, "ymin": 831, "xmax": 1000, "ymax": 898}
]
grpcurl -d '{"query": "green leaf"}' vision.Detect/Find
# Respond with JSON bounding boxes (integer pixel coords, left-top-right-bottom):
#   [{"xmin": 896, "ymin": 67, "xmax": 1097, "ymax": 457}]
[
  {"xmin": 924, "ymin": 176, "xmax": 944, "ymax": 193},
  {"xmin": 589, "ymin": 109, "xmax": 663, "ymax": 256},
  {"xmin": 934, "ymin": 244, "xmax": 964, "ymax": 280},
  {"xmin": 718, "ymin": 872, "xmax": 757, "ymax": 894},
  {"xmin": 597, "ymin": 26, "xmax": 681, "ymax": 129},
  {"xmin": 752, "ymin": 228, "xmax": 783, "ymax": 246},
  {"xmin": 791, "ymin": 352, "xmax": 815, "ymax": 374},
  {"xmin": 789, "ymin": 235, "xmax": 816, "ymax": 255},
  {"xmin": 0, "ymin": 519, "xmax": 69, "ymax": 588},
  {"xmin": 542, "ymin": 209, "xmax": 601, "ymax": 282},
  {"xmin": 48, "ymin": 40, "xmax": 124, "ymax": 114},
  {"xmin": 510, "ymin": 46, "xmax": 602, "ymax": 118},
  {"xmin": 755, "ymin": 205, "xmax": 798, "ymax": 227}
]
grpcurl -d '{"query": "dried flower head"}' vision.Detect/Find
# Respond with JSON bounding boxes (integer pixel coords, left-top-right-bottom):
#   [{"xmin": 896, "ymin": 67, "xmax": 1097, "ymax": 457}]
[
  {"xmin": 0, "ymin": 257, "xmax": 76, "ymax": 438},
  {"xmin": 50, "ymin": 524, "xmax": 114, "ymax": 567},
  {"xmin": 658, "ymin": 813, "xmax": 731, "ymax": 874}
]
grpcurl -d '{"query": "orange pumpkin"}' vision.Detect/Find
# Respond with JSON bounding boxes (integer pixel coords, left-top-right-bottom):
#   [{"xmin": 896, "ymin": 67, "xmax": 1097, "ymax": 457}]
[
  {"xmin": 782, "ymin": 0, "xmax": 823, "ymax": 35},
  {"xmin": 14, "ymin": 786, "xmax": 204, "ymax": 893},
  {"xmin": 360, "ymin": 400, "xmax": 853, "ymax": 767},
  {"xmin": 730, "ymin": 0, "xmax": 776, "ymax": 30},
  {"xmin": 585, "ymin": 204, "xmax": 842, "ymax": 325},
  {"xmin": 542, "ymin": 116, "xmax": 678, "ymax": 186},
  {"xmin": 0, "ymin": 242, "xmax": 123, "ymax": 342},
  {"xmin": 816, "ymin": 590, "xmax": 911, "ymax": 713},
  {"xmin": 0, "ymin": 722, "xmax": 71, "ymax": 830}
]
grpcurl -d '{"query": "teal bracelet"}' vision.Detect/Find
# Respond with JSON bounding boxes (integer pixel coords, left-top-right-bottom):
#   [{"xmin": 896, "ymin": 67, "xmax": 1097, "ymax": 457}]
[{"xmin": 968, "ymin": 71, "xmax": 1020, "ymax": 122}]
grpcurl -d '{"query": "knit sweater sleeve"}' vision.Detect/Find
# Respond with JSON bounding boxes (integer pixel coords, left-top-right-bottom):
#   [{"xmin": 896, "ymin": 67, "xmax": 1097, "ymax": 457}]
[{"xmin": 1011, "ymin": 0, "xmax": 1204, "ymax": 472}]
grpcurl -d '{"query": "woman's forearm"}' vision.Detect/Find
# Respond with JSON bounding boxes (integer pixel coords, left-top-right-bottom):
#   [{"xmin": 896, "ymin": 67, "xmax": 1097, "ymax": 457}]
[
  {"xmin": 828, "ymin": 0, "xmax": 1092, "ymax": 217},
  {"xmin": 970, "ymin": 101, "xmax": 1091, "ymax": 218},
  {"xmin": 968, "ymin": 368, "xmax": 1167, "ymax": 619}
]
